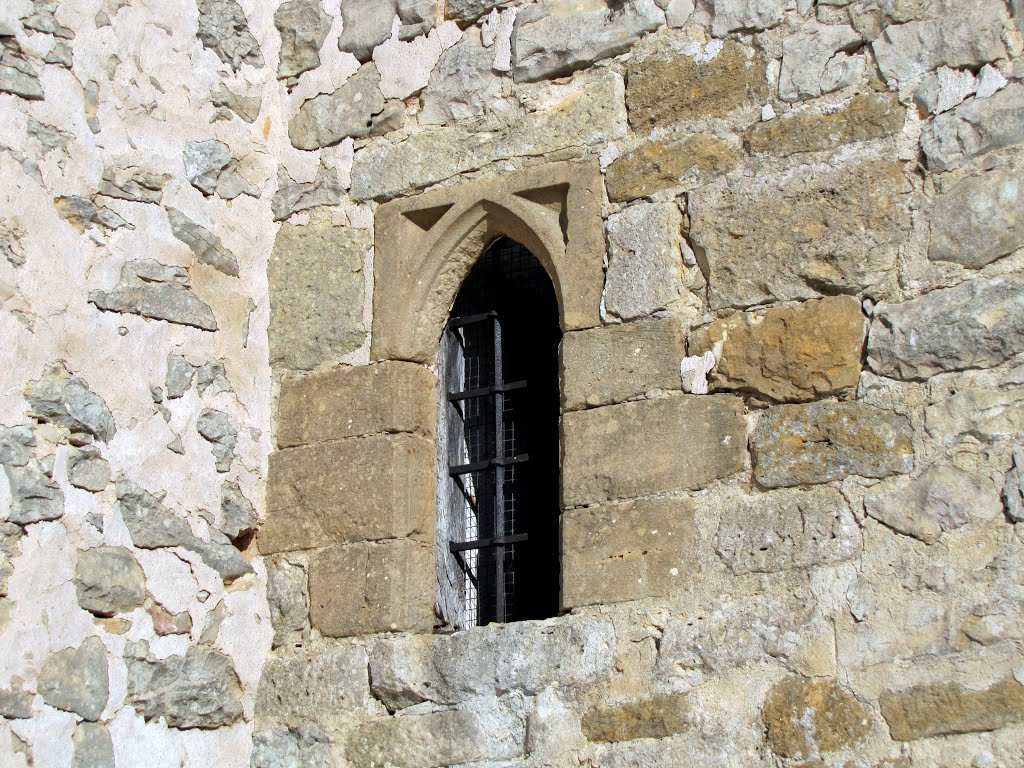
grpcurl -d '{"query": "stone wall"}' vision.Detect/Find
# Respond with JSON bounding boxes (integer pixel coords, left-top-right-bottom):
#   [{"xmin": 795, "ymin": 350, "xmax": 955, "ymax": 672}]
[{"xmin": 1, "ymin": 0, "xmax": 1023, "ymax": 766}]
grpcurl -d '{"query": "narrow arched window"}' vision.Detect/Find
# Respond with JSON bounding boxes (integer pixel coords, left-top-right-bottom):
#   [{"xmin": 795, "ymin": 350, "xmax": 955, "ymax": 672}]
[{"xmin": 435, "ymin": 237, "xmax": 561, "ymax": 630}]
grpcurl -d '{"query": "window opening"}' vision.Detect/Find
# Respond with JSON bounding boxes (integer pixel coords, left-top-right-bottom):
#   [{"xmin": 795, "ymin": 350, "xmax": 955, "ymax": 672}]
[{"xmin": 436, "ymin": 238, "xmax": 561, "ymax": 629}]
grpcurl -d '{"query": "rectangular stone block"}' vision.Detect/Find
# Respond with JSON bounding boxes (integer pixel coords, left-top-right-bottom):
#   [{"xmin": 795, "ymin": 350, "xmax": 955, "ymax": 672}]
[
  {"xmin": 582, "ymin": 692, "xmax": 690, "ymax": 743},
  {"xmin": 561, "ymin": 318, "xmax": 684, "ymax": 411},
  {"xmin": 561, "ymin": 394, "xmax": 746, "ymax": 507},
  {"xmin": 261, "ymin": 434, "xmax": 435, "ymax": 555},
  {"xmin": 561, "ymin": 497, "xmax": 697, "ymax": 608},
  {"xmin": 880, "ymin": 677, "xmax": 1024, "ymax": 741},
  {"xmin": 254, "ymin": 645, "xmax": 369, "ymax": 726},
  {"xmin": 309, "ymin": 539, "xmax": 434, "ymax": 637},
  {"xmin": 277, "ymin": 361, "xmax": 437, "ymax": 449}
]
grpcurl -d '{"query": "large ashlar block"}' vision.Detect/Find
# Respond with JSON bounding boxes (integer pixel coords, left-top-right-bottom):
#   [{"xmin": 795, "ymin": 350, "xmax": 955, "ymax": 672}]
[
  {"xmin": 561, "ymin": 497, "xmax": 698, "ymax": 608},
  {"xmin": 309, "ymin": 539, "xmax": 434, "ymax": 637},
  {"xmin": 277, "ymin": 361, "xmax": 437, "ymax": 449},
  {"xmin": 561, "ymin": 394, "xmax": 746, "ymax": 507},
  {"xmin": 261, "ymin": 434, "xmax": 435, "ymax": 554},
  {"xmin": 560, "ymin": 318, "xmax": 684, "ymax": 411}
]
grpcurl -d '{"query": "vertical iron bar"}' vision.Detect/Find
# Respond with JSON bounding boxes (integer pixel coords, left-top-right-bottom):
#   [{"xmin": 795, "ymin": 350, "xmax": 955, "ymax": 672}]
[{"xmin": 492, "ymin": 314, "xmax": 506, "ymax": 623}]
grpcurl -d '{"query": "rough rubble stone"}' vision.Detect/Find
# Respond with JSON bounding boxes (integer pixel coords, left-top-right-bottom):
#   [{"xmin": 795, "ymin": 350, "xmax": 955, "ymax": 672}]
[
  {"xmin": 21, "ymin": 0, "xmax": 74, "ymax": 38},
  {"xmin": 582, "ymin": 693, "xmax": 690, "ymax": 743},
  {"xmin": 627, "ymin": 41, "xmax": 769, "ymax": 130},
  {"xmin": 74, "ymin": 546, "xmax": 146, "ymax": 617},
  {"xmin": 255, "ymin": 645, "xmax": 368, "ymax": 724},
  {"xmin": 915, "ymin": 66, "xmax": 980, "ymax": 115},
  {"xmin": 183, "ymin": 140, "xmax": 231, "ymax": 196},
  {"xmin": 778, "ymin": 21, "xmax": 864, "ymax": 101},
  {"xmin": 196, "ymin": 407, "xmax": 237, "ymax": 473},
  {"xmin": 265, "ymin": 556, "xmax": 308, "ymax": 647},
  {"xmin": 97, "ymin": 167, "xmax": 169, "ymax": 204},
  {"xmin": 420, "ymin": 27, "xmax": 504, "ymax": 126},
  {"xmin": 71, "ymin": 722, "xmax": 114, "ymax": 768},
  {"xmin": 751, "ymin": 400, "xmax": 914, "ymax": 488},
  {"xmin": 27, "ymin": 117, "xmax": 73, "ymax": 155},
  {"xmin": 925, "ymin": 388, "xmax": 1024, "ymax": 444},
  {"xmin": 150, "ymin": 603, "xmax": 193, "ymax": 635},
  {"xmin": 864, "ymin": 464, "xmax": 1002, "ymax": 544},
  {"xmin": 166, "ymin": 208, "xmax": 240, "ymax": 277},
  {"xmin": 54, "ymin": 196, "xmax": 132, "ymax": 231},
  {"xmin": 562, "ymin": 394, "xmax": 746, "ymax": 506},
  {"xmin": 267, "ymin": 222, "xmax": 366, "ymax": 371},
  {"xmin": 1005, "ymin": 446, "xmax": 1024, "ymax": 522},
  {"xmin": 921, "ymin": 83, "xmax": 1024, "ymax": 172},
  {"xmin": 716, "ymin": 486, "xmax": 861, "ymax": 574},
  {"xmin": 67, "ymin": 445, "xmax": 111, "ymax": 492},
  {"xmin": 83, "ymin": 79, "xmax": 100, "ymax": 133},
  {"xmin": 606, "ymin": 133, "xmax": 739, "ymax": 202},
  {"xmin": 37, "ymin": 637, "xmax": 109, "ymax": 722},
  {"xmin": 867, "ymin": 274, "xmax": 1024, "ymax": 380},
  {"xmin": 0, "ymin": 31, "xmax": 44, "ymax": 100},
  {"xmin": 699, "ymin": 0, "xmax": 784, "ymax": 35},
  {"xmin": 89, "ymin": 259, "xmax": 218, "ymax": 331},
  {"xmin": 688, "ymin": 296, "xmax": 865, "ymax": 402},
  {"xmin": 271, "ymin": 166, "xmax": 345, "ymax": 220},
  {"xmin": 690, "ymin": 160, "xmax": 910, "ymax": 309},
  {"xmin": 251, "ymin": 725, "xmax": 335, "ymax": 768},
  {"xmin": 211, "ymin": 84, "xmax": 261, "ymax": 123},
  {"xmin": 289, "ymin": 64, "xmax": 392, "ymax": 149},
  {"xmin": 0, "ymin": 680, "xmax": 33, "ymax": 718},
  {"xmin": 275, "ymin": 0, "xmax": 331, "ymax": 79},
  {"xmin": 511, "ymin": 0, "xmax": 664, "ymax": 83},
  {"xmin": 446, "ymin": 0, "xmax": 511, "ymax": 23},
  {"xmin": 25, "ymin": 362, "xmax": 116, "ymax": 442},
  {"xmin": 195, "ymin": 361, "xmax": 228, "ymax": 395},
  {"xmin": 196, "ymin": 0, "xmax": 264, "ymax": 71},
  {"xmin": 220, "ymin": 481, "xmax": 256, "ymax": 541},
  {"xmin": 763, "ymin": 677, "xmax": 871, "ymax": 758},
  {"xmin": 561, "ymin": 318, "xmax": 684, "ymax": 411},
  {"xmin": 0, "ymin": 427, "xmax": 34, "ymax": 467},
  {"xmin": 165, "ymin": 353, "xmax": 194, "ymax": 398},
  {"xmin": 126, "ymin": 645, "xmax": 243, "ymax": 729},
  {"xmin": 929, "ymin": 165, "xmax": 1024, "ymax": 268},
  {"xmin": 604, "ymin": 202, "xmax": 685, "ymax": 321},
  {"xmin": 338, "ymin": 0, "xmax": 393, "ymax": 62},
  {"xmin": 3, "ymin": 464, "xmax": 63, "ymax": 525},
  {"xmin": 880, "ymin": 677, "xmax": 1024, "ymax": 740},
  {"xmin": 0, "ymin": 522, "xmax": 21, "ymax": 594},
  {"xmin": 744, "ymin": 93, "xmax": 905, "ymax": 157}
]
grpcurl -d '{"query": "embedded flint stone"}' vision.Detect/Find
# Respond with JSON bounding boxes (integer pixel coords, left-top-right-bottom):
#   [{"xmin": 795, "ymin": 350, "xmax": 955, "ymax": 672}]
[
  {"xmin": 166, "ymin": 208, "xmax": 240, "ymax": 277},
  {"xmin": 74, "ymin": 546, "xmax": 146, "ymax": 617},
  {"xmin": 289, "ymin": 64, "xmax": 396, "ymax": 149},
  {"xmin": 271, "ymin": 166, "xmax": 345, "ymax": 220},
  {"xmin": 97, "ymin": 167, "xmax": 169, "ymax": 204},
  {"xmin": 196, "ymin": 0, "xmax": 264, "ymax": 72},
  {"xmin": 220, "ymin": 480, "xmax": 256, "ymax": 541},
  {"xmin": 183, "ymin": 140, "xmax": 231, "ymax": 196},
  {"xmin": 37, "ymin": 637, "xmax": 109, "ymax": 722},
  {"xmin": 54, "ymin": 196, "xmax": 133, "ymax": 232},
  {"xmin": 89, "ymin": 259, "xmax": 218, "ymax": 331},
  {"xmin": 71, "ymin": 723, "xmax": 114, "ymax": 768},
  {"xmin": 0, "ymin": 29, "xmax": 44, "ymax": 100},
  {"xmin": 25, "ymin": 362, "xmax": 116, "ymax": 441},
  {"xmin": 67, "ymin": 445, "xmax": 111, "ymax": 492},
  {"xmin": 196, "ymin": 407, "xmax": 237, "ymax": 472},
  {"xmin": 274, "ymin": 0, "xmax": 331, "ymax": 80}
]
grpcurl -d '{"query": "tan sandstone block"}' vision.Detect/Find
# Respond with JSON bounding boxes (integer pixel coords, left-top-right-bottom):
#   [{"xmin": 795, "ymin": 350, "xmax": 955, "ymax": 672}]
[
  {"xmin": 689, "ymin": 296, "xmax": 865, "ymax": 403},
  {"xmin": 561, "ymin": 497, "xmax": 697, "ymax": 608},
  {"xmin": 561, "ymin": 319, "xmax": 684, "ymax": 411},
  {"xmin": 261, "ymin": 434, "xmax": 435, "ymax": 555},
  {"xmin": 582, "ymin": 692, "xmax": 690, "ymax": 743},
  {"xmin": 277, "ymin": 361, "xmax": 436, "ymax": 449},
  {"xmin": 562, "ymin": 395, "xmax": 746, "ymax": 507},
  {"xmin": 605, "ymin": 134, "xmax": 739, "ymax": 202},
  {"xmin": 309, "ymin": 540, "xmax": 434, "ymax": 637},
  {"xmin": 879, "ymin": 677, "xmax": 1024, "ymax": 741},
  {"xmin": 764, "ymin": 677, "xmax": 871, "ymax": 758}
]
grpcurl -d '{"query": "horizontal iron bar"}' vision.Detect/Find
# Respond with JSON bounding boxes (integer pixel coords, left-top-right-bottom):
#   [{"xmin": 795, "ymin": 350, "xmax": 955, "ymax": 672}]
[
  {"xmin": 448, "ymin": 380, "xmax": 527, "ymax": 402},
  {"xmin": 447, "ymin": 311, "xmax": 498, "ymax": 329},
  {"xmin": 450, "ymin": 533, "xmax": 529, "ymax": 553},
  {"xmin": 449, "ymin": 453, "xmax": 529, "ymax": 476}
]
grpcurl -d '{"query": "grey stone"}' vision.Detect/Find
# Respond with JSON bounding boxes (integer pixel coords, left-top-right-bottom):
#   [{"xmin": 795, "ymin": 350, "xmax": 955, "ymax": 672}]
[
  {"xmin": 925, "ymin": 387, "xmax": 1024, "ymax": 444},
  {"xmin": 289, "ymin": 64, "xmax": 391, "ymax": 149},
  {"xmin": 779, "ymin": 21, "xmax": 864, "ymax": 102},
  {"xmin": 1, "ymin": 231, "xmax": 23, "ymax": 267},
  {"xmin": 420, "ymin": 28, "xmax": 505, "ymax": 126},
  {"xmin": 511, "ymin": 0, "xmax": 664, "ymax": 83},
  {"xmin": 97, "ymin": 168, "xmax": 169, "ymax": 204},
  {"xmin": 0, "ymin": 426, "xmax": 35, "ymax": 467},
  {"xmin": 214, "ymin": 164, "xmax": 260, "ymax": 200},
  {"xmin": 604, "ymin": 202, "xmax": 685, "ymax": 321},
  {"xmin": 1004, "ymin": 446, "xmax": 1024, "ymax": 522},
  {"xmin": 255, "ymin": 645, "xmax": 368, "ymax": 723},
  {"xmin": 195, "ymin": 361, "xmax": 229, "ymax": 396},
  {"xmin": 275, "ymin": 0, "xmax": 331, "ymax": 79},
  {"xmin": 126, "ymin": 645, "xmax": 243, "ymax": 729},
  {"xmin": 54, "ymin": 196, "xmax": 133, "ymax": 232},
  {"xmin": 37, "ymin": 637, "xmax": 109, "ymax": 722},
  {"xmin": 67, "ymin": 446, "xmax": 111, "ymax": 492},
  {"xmin": 700, "ymin": 0, "xmax": 784, "ymax": 35},
  {"xmin": 27, "ymin": 118, "xmax": 74, "ymax": 155},
  {"xmin": 271, "ymin": 166, "xmax": 344, "ymax": 221},
  {"xmin": 196, "ymin": 0, "xmax": 264, "ymax": 71},
  {"xmin": 45, "ymin": 40, "xmax": 73, "ymax": 67},
  {"xmin": 266, "ymin": 556, "xmax": 307, "ymax": 647},
  {"xmin": 251, "ymin": 725, "xmax": 336, "ymax": 768},
  {"xmin": 74, "ymin": 546, "xmax": 146, "ymax": 617},
  {"xmin": 0, "ymin": 521, "xmax": 21, "ymax": 594},
  {"xmin": 0, "ymin": 30, "xmax": 44, "ymax": 100},
  {"xmin": 166, "ymin": 208, "xmax": 239, "ymax": 277},
  {"xmin": 220, "ymin": 481, "xmax": 255, "ymax": 541},
  {"xmin": 183, "ymin": 140, "xmax": 231, "ymax": 196},
  {"xmin": 197, "ymin": 407, "xmax": 237, "ymax": 473},
  {"xmin": 915, "ymin": 67, "xmax": 979, "ymax": 115},
  {"xmin": 0, "ymin": 680, "xmax": 32, "ymax": 718},
  {"xmin": 751, "ymin": 400, "xmax": 914, "ymax": 488},
  {"xmin": 21, "ymin": 0, "xmax": 74, "ymax": 38},
  {"xmin": 4, "ymin": 464, "xmax": 64, "ymax": 525},
  {"xmin": 84, "ymin": 80, "xmax": 100, "ymax": 133},
  {"xmin": 89, "ymin": 259, "xmax": 218, "ymax": 331},
  {"xmin": 929, "ymin": 165, "xmax": 1024, "ymax": 268},
  {"xmin": 446, "ymin": 0, "xmax": 510, "ymax": 23},
  {"xmin": 166, "ymin": 353, "xmax": 194, "ymax": 399},
  {"xmin": 922, "ymin": 83, "xmax": 1024, "ymax": 172},
  {"xmin": 716, "ymin": 486, "xmax": 861, "ymax": 574},
  {"xmin": 211, "ymin": 84, "xmax": 261, "ymax": 123},
  {"xmin": 71, "ymin": 722, "xmax": 114, "ymax": 768},
  {"xmin": 338, "ymin": 0, "xmax": 394, "ymax": 62},
  {"xmin": 867, "ymin": 274, "xmax": 1024, "ymax": 380}
]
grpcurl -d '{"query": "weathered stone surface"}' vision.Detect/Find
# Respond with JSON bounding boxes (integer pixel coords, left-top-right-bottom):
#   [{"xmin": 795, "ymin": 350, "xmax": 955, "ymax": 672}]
[
  {"xmin": 925, "ymin": 388, "xmax": 1024, "ymax": 444},
  {"xmin": 0, "ymin": 426, "xmax": 34, "ymax": 467},
  {"xmin": 606, "ymin": 133, "xmax": 739, "ymax": 202},
  {"xmin": 196, "ymin": 0, "xmax": 264, "ymax": 71},
  {"xmin": 0, "ymin": 522, "xmax": 22, "ymax": 594},
  {"xmin": 915, "ymin": 66, "xmax": 981, "ymax": 116},
  {"xmin": 561, "ymin": 318, "xmax": 684, "ymax": 411},
  {"xmin": 582, "ymin": 693, "xmax": 689, "ymax": 743},
  {"xmin": 880, "ymin": 677, "xmax": 1024, "ymax": 740},
  {"xmin": 689, "ymin": 296, "xmax": 865, "ymax": 402},
  {"xmin": 562, "ymin": 497, "xmax": 697, "ymax": 607},
  {"xmin": 67, "ymin": 445, "xmax": 110, "ymax": 492},
  {"xmin": 699, "ymin": 0, "xmax": 784, "ymax": 35},
  {"xmin": 74, "ymin": 546, "xmax": 146, "ymax": 617},
  {"xmin": 212, "ymin": 83, "xmax": 261, "ymax": 123},
  {"xmin": 420, "ymin": 27, "xmax": 504, "ymax": 126},
  {"xmin": 183, "ymin": 140, "xmax": 231, "ymax": 196},
  {"xmin": 716, "ymin": 486, "xmax": 861, "ymax": 574},
  {"xmin": 779, "ymin": 21, "xmax": 864, "ymax": 101},
  {"xmin": 22, "ymin": 0, "xmax": 75, "ymax": 38},
  {"xmin": 266, "ymin": 556, "xmax": 307, "ymax": 647},
  {"xmin": 751, "ymin": 401, "xmax": 914, "ymax": 488},
  {"xmin": 764, "ymin": 677, "xmax": 871, "ymax": 758},
  {"xmin": 271, "ymin": 166, "xmax": 345, "ymax": 221},
  {"xmin": 690, "ymin": 160, "xmax": 910, "ymax": 309},
  {"xmin": 126, "ymin": 645, "xmax": 243, "ymax": 729},
  {"xmin": 873, "ymin": 0, "xmax": 1008, "ymax": 83},
  {"xmin": 54, "ymin": 196, "xmax": 132, "ymax": 231},
  {"xmin": 97, "ymin": 167, "xmax": 169, "ymax": 204},
  {"xmin": 251, "ymin": 725, "xmax": 336, "ymax": 768},
  {"xmin": 267, "ymin": 222, "xmax": 366, "ymax": 370},
  {"xmin": 351, "ymin": 71, "xmax": 626, "ymax": 200},
  {"xmin": 150, "ymin": 603, "xmax": 192, "ymax": 635},
  {"xmin": 262, "ymin": 434, "xmax": 434, "ymax": 553},
  {"xmin": 865, "ymin": 464, "xmax": 1001, "ymax": 543},
  {"xmin": 922, "ymin": 84, "xmax": 1024, "ymax": 172},
  {"xmin": 308, "ymin": 540, "xmax": 433, "ymax": 636},
  {"xmin": 0, "ymin": 680, "xmax": 32, "ymax": 719},
  {"xmin": 744, "ymin": 93, "xmax": 904, "ymax": 157},
  {"xmin": 446, "ymin": 0, "xmax": 509, "ymax": 23},
  {"xmin": 166, "ymin": 352, "xmax": 194, "ymax": 398},
  {"xmin": 275, "ymin": 0, "xmax": 330, "ymax": 79},
  {"xmin": 0, "ymin": 30, "xmax": 44, "ymax": 100},
  {"xmin": 4, "ymin": 464, "xmax": 64, "ymax": 525},
  {"xmin": 166, "ymin": 208, "xmax": 239, "ymax": 277},
  {"xmin": 277, "ymin": 362, "xmax": 436, "ymax": 448},
  {"xmin": 867, "ymin": 274, "xmax": 1024, "ymax": 380},
  {"xmin": 197, "ymin": 407, "xmax": 237, "ymax": 472},
  {"xmin": 626, "ymin": 42, "xmax": 769, "ymax": 130},
  {"xmin": 562, "ymin": 394, "xmax": 746, "ymax": 507},
  {"xmin": 38, "ymin": 637, "xmax": 109, "ymax": 722},
  {"xmin": 25, "ymin": 362, "xmax": 115, "ymax": 442},
  {"xmin": 929, "ymin": 165, "xmax": 1024, "ymax": 268},
  {"xmin": 1005, "ymin": 445, "xmax": 1024, "ymax": 522},
  {"xmin": 220, "ymin": 481, "xmax": 256, "ymax": 541},
  {"xmin": 255, "ymin": 645, "xmax": 368, "ymax": 723},
  {"xmin": 71, "ymin": 722, "xmax": 114, "ymax": 768},
  {"xmin": 337, "ymin": 0, "xmax": 391, "ymax": 62},
  {"xmin": 89, "ymin": 259, "xmax": 218, "ymax": 331},
  {"xmin": 289, "ymin": 64, "xmax": 395, "ymax": 149},
  {"xmin": 511, "ymin": 0, "xmax": 664, "ymax": 83},
  {"xmin": 604, "ymin": 202, "xmax": 685, "ymax": 321}
]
